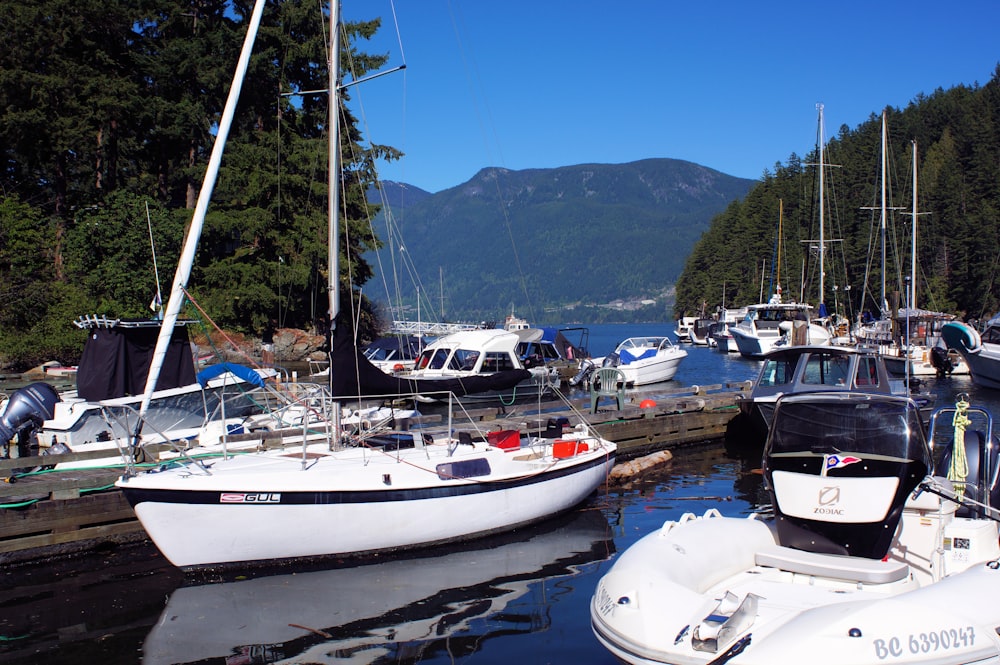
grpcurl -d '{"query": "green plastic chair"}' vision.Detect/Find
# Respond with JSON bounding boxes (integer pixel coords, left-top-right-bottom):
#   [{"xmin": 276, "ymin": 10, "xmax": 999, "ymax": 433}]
[{"xmin": 591, "ymin": 367, "xmax": 626, "ymax": 413}]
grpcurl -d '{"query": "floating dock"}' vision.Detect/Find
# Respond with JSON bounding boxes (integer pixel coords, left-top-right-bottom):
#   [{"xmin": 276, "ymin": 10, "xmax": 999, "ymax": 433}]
[{"xmin": 0, "ymin": 381, "xmax": 749, "ymax": 562}]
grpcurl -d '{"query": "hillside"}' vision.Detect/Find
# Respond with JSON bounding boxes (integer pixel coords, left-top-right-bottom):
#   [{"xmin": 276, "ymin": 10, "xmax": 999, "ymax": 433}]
[
  {"xmin": 674, "ymin": 68, "xmax": 1000, "ymax": 323},
  {"xmin": 369, "ymin": 159, "xmax": 753, "ymax": 323}
]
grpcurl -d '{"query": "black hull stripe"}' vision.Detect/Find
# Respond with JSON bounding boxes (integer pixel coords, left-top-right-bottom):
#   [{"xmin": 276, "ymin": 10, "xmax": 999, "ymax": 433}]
[{"xmin": 123, "ymin": 453, "xmax": 615, "ymax": 507}]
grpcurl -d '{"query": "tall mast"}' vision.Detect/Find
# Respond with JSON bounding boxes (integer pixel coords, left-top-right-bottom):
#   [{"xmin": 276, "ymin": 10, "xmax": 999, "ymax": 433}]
[
  {"xmin": 880, "ymin": 111, "xmax": 888, "ymax": 315},
  {"xmin": 817, "ymin": 103, "xmax": 826, "ymax": 311},
  {"xmin": 910, "ymin": 140, "xmax": 918, "ymax": 311},
  {"xmin": 327, "ymin": 0, "xmax": 341, "ymax": 333}
]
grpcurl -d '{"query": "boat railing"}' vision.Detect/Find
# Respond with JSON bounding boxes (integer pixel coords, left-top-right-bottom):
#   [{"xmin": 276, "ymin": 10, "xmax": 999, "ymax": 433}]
[{"xmin": 927, "ymin": 398, "xmax": 998, "ymax": 519}]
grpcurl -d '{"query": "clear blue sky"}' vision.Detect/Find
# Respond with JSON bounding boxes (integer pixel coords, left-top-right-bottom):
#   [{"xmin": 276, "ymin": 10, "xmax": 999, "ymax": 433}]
[{"xmin": 340, "ymin": 0, "xmax": 1000, "ymax": 194}]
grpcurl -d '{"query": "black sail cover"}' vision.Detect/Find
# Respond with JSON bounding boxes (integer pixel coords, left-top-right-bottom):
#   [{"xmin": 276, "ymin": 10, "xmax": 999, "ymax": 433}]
[{"xmin": 329, "ymin": 317, "xmax": 531, "ymax": 399}]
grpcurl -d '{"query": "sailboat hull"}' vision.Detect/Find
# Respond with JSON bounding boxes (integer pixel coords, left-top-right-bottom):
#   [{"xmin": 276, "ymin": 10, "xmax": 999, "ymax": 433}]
[{"xmin": 119, "ymin": 434, "xmax": 615, "ymax": 568}]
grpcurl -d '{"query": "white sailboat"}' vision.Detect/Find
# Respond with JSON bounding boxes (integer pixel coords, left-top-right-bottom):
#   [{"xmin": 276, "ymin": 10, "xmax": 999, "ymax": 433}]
[{"xmin": 115, "ymin": 0, "xmax": 615, "ymax": 569}]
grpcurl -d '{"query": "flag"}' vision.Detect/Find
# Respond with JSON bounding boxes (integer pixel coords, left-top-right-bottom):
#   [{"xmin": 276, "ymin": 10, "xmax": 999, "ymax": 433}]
[
  {"xmin": 824, "ymin": 454, "xmax": 861, "ymax": 471},
  {"xmin": 149, "ymin": 293, "xmax": 162, "ymax": 312}
]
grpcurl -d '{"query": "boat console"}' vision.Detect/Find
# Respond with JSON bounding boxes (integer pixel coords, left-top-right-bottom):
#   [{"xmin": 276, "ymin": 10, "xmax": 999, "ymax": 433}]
[{"xmin": 763, "ymin": 392, "xmax": 931, "ymax": 559}]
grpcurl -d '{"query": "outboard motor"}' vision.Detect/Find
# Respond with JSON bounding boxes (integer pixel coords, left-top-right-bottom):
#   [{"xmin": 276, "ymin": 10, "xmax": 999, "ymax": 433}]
[
  {"xmin": 570, "ymin": 358, "xmax": 595, "ymax": 387},
  {"xmin": 934, "ymin": 428, "xmax": 1000, "ymax": 517},
  {"xmin": 0, "ymin": 383, "xmax": 61, "ymax": 456},
  {"xmin": 929, "ymin": 345, "xmax": 953, "ymax": 376},
  {"xmin": 763, "ymin": 393, "xmax": 930, "ymax": 559},
  {"xmin": 602, "ymin": 352, "xmax": 620, "ymax": 368}
]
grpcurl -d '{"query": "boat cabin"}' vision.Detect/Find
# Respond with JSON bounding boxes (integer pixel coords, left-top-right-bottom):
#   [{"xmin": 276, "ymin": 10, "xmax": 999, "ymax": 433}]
[{"xmin": 413, "ymin": 329, "xmax": 524, "ymax": 375}]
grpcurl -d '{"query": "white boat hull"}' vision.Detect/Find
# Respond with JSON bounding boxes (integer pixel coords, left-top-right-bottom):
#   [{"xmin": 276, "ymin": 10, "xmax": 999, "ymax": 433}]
[
  {"xmin": 942, "ymin": 322, "xmax": 1000, "ymax": 389},
  {"xmin": 592, "ymin": 512, "xmax": 1000, "ymax": 665},
  {"xmin": 594, "ymin": 337, "xmax": 688, "ymax": 386},
  {"xmin": 731, "ymin": 322, "xmax": 831, "ymax": 358},
  {"xmin": 616, "ymin": 354, "xmax": 686, "ymax": 385},
  {"xmin": 119, "ymin": 432, "xmax": 615, "ymax": 568}
]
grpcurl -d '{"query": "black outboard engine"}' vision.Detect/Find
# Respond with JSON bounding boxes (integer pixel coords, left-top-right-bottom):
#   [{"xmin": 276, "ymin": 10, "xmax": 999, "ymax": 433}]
[
  {"xmin": 602, "ymin": 352, "xmax": 620, "ymax": 368},
  {"xmin": 0, "ymin": 383, "xmax": 61, "ymax": 456},
  {"xmin": 935, "ymin": 428, "xmax": 1000, "ymax": 517},
  {"xmin": 929, "ymin": 346, "xmax": 953, "ymax": 376}
]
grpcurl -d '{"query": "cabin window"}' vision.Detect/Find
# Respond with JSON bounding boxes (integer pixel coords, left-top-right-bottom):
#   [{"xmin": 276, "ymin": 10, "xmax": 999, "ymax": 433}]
[
  {"xmin": 426, "ymin": 348, "xmax": 449, "ymax": 370},
  {"xmin": 450, "ymin": 349, "xmax": 480, "ymax": 371},
  {"xmin": 802, "ymin": 354, "xmax": 850, "ymax": 386},
  {"xmin": 759, "ymin": 358, "xmax": 795, "ymax": 387},
  {"xmin": 854, "ymin": 357, "xmax": 880, "ymax": 387},
  {"xmin": 482, "ymin": 352, "xmax": 516, "ymax": 373}
]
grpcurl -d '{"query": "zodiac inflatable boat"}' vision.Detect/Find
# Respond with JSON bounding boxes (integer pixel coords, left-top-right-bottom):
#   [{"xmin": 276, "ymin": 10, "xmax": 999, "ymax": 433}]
[{"xmin": 591, "ymin": 392, "xmax": 1000, "ymax": 665}]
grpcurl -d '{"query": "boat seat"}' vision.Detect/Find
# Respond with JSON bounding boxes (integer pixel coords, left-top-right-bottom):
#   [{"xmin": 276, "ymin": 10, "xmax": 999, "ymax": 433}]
[
  {"xmin": 755, "ymin": 545, "xmax": 909, "ymax": 584},
  {"xmin": 590, "ymin": 367, "xmax": 626, "ymax": 414}
]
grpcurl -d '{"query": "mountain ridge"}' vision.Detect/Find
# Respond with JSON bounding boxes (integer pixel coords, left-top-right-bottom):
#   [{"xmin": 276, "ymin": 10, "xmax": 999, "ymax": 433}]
[{"xmin": 368, "ymin": 158, "xmax": 754, "ymax": 323}]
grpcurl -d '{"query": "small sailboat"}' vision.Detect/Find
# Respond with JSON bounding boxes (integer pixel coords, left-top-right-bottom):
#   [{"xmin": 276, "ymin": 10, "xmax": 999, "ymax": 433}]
[
  {"xmin": 592, "ymin": 391, "xmax": 1000, "ymax": 665},
  {"xmin": 116, "ymin": 0, "xmax": 615, "ymax": 569}
]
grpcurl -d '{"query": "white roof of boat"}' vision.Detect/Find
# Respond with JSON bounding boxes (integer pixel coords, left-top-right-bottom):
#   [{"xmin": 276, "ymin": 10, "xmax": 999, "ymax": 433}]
[
  {"xmin": 746, "ymin": 302, "xmax": 812, "ymax": 310},
  {"xmin": 426, "ymin": 328, "xmax": 519, "ymax": 351}
]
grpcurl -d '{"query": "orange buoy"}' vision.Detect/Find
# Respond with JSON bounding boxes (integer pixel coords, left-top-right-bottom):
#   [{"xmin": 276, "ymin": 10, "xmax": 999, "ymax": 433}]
[
  {"xmin": 639, "ymin": 399, "xmax": 657, "ymax": 409},
  {"xmin": 393, "ymin": 363, "xmax": 405, "ymax": 372}
]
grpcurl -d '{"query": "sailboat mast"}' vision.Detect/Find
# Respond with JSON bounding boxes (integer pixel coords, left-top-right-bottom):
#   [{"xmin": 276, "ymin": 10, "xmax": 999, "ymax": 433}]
[
  {"xmin": 328, "ymin": 0, "xmax": 341, "ymax": 331},
  {"xmin": 135, "ymin": 0, "xmax": 268, "ymax": 430},
  {"xmin": 911, "ymin": 140, "xmax": 918, "ymax": 311},
  {"xmin": 817, "ymin": 103, "xmax": 825, "ymax": 311},
  {"xmin": 880, "ymin": 112, "xmax": 888, "ymax": 315}
]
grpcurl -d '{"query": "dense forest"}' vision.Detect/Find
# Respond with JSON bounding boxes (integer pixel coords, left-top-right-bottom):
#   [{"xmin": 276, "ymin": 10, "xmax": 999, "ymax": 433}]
[
  {"xmin": 0, "ymin": 0, "xmax": 391, "ymax": 370},
  {"xmin": 675, "ymin": 68, "xmax": 1000, "ymax": 325}
]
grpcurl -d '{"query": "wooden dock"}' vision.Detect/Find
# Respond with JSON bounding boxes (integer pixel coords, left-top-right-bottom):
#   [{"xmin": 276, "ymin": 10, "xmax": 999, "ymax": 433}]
[{"xmin": 0, "ymin": 381, "xmax": 749, "ymax": 562}]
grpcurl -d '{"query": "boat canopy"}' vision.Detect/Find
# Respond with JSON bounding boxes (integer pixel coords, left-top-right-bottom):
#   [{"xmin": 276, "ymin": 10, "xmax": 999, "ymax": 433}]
[{"xmin": 75, "ymin": 319, "xmax": 196, "ymax": 401}]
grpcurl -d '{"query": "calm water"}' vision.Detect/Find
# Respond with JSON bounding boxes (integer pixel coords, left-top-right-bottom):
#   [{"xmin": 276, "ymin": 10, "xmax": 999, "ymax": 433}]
[{"xmin": 2, "ymin": 323, "xmax": 999, "ymax": 665}]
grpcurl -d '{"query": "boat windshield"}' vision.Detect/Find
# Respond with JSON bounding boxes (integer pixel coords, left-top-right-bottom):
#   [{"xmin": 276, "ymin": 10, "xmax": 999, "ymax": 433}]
[
  {"xmin": 767, "ymin": 395, "xmax": 929, "ymax": 467},
  {"xmin": 758, "ymin": 356, "xmax": 796, "ymax": 388}
]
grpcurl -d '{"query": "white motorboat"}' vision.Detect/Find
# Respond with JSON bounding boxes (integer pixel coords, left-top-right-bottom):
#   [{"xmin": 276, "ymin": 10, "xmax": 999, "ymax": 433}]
[
  {"xmin": 592, "ymin": 391, "xmax": 1000, "ymax": 665},
  {"xmin": 141, "ymin": 509, "xmax": 612, "ymax": 665},
  {"xmin": 0, "ymin": 316, "xmax": 284, "ymax": 462},
  {"xmin": 729, "ymin": 299, "xmax": 831, "ymax": 358},
  {"xmin": 408, "ymin": 328, "xmax": 560, "ymax": 403},
  {"xmin": 709, "ymin": 307, "xmax": 747, "ymax": 353},
  {"xmin": 592, "ymin": 336, "xmax": 688, "ymax": 386},
  {"xmin": 942, "ymin": 315, "xmax": 1000, "ymax": 389},
  {"xmin": 115, "ymin": 2, "xmax": 615, "ymax": 570},
  {"xmin": 674, "ymin": 316, "xmax": 696, "ymax": 343}
]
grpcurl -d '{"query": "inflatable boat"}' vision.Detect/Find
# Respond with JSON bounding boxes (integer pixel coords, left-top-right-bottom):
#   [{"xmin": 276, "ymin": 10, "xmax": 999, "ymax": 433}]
[{"xmin": 591, "ymin": 392, "xmax": 1000, "ymax": 665}]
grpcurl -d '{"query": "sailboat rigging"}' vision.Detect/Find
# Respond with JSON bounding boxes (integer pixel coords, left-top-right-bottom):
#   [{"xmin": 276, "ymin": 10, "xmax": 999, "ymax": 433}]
[{"xmin": 116, "ymin": 0, "xmax": 616, "ymax": 569}]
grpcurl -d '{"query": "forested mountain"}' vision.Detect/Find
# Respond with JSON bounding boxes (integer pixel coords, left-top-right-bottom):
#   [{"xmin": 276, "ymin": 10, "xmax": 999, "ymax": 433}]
[
  {"xmin": 675, "ymin": 67, "xmax": 1000, "ymax": 324},
  {"xmin": 368, "ymin": 159, "xmax": 752, "ymax": 324}
]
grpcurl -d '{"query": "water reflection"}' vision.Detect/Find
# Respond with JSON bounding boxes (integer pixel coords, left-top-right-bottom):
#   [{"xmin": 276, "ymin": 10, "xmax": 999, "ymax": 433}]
[{"xmin": 141, "ymin": 508, "xmax": 614, "ymax": 665}]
